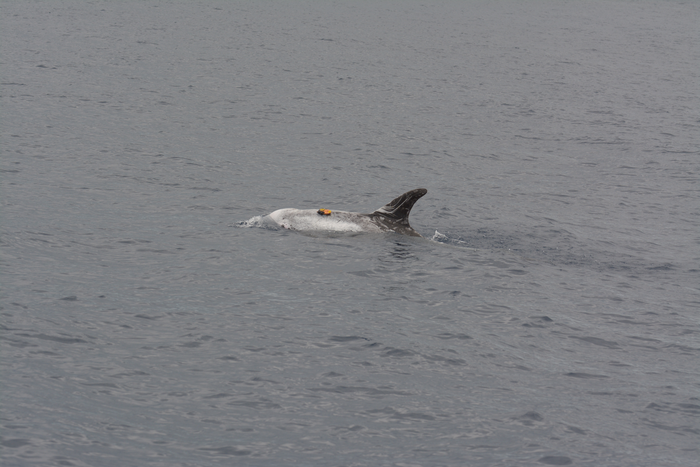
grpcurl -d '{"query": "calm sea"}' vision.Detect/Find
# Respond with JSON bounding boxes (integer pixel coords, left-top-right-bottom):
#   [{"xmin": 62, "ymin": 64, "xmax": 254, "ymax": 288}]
[{"xmin": 2, "ymin": 1, "xmax": 698, "ymax": 466}]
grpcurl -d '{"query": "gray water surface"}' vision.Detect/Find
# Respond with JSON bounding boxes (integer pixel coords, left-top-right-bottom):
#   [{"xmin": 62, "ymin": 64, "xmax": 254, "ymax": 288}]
[{"xmin": 2, "ymin": 1, "xmax": 699, "ymax": 466}]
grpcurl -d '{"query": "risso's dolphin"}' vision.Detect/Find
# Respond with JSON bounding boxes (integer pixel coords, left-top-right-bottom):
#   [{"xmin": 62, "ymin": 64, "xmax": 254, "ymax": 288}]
[{"xmin": 268, "ymin": 188, "xmax": 427, "ymax": 237}]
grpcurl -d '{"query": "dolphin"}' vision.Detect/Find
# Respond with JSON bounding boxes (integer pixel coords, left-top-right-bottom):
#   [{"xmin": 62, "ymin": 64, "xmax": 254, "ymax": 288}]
[{"xmin": 268, "ymin": 188, "xmax": 427, "ymax": 237}]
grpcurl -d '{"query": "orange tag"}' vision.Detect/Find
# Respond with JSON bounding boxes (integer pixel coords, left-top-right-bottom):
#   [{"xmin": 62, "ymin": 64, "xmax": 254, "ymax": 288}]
[{"xmin": 317, "ymin": 209, "xmax": 332, "ymax": 216}]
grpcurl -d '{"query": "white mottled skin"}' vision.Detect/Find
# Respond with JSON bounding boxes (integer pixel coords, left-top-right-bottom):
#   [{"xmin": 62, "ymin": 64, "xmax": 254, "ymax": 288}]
[
  {"xmin": 266, "ymin": 189, "xmax": 427, "ymax": 237},
  {"xmin": 268, "ymin": 209, "xmax": 384, "ymax": 233}
]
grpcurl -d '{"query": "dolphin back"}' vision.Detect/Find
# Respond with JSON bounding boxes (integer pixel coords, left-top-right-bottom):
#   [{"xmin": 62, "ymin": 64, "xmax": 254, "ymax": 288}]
[{"xmin": 371, "ymin": 188, "xmax": 427, "ymax": 226}]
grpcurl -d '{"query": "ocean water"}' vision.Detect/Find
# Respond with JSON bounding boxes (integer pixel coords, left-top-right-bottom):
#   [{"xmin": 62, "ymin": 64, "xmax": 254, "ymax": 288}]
[{"xmin": 1, "ymin": 1, "xmax": 699, "ymax": 466}]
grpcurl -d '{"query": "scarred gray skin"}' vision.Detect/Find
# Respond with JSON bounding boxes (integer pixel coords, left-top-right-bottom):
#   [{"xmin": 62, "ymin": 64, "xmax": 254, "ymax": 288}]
[{"xmin": 268, "ymin": 188, "xmax": 427, "ymax": 237}]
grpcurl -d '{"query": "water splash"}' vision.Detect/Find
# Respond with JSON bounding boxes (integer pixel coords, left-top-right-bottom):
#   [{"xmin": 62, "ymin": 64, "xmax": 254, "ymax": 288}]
[
  {"xmin": 431, "ymin": 230, "xmax": 449, "ymax": 242},
  {"xmin": 431, "ymin": 230, "xmax": 469, "ymax": 246},
  {"xmin": 236, "ymin": 215, "xmax": 282, "ymax": 231},
  {"xmin": 237, "ymin": 215, "xmax": 265, "ymax": 228}
]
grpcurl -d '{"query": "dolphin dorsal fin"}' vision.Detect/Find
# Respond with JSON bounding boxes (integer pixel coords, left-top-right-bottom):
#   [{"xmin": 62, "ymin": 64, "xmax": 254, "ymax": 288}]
[{"xmin": 372, "ymin": 188, "xmax": 427, "ymax": 224}]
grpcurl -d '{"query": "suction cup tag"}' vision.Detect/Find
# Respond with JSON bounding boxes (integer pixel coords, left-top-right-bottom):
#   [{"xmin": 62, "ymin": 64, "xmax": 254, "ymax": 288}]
[{"xmin": 317, "ymin": 209, "xmax": 332, "ymax": 216}]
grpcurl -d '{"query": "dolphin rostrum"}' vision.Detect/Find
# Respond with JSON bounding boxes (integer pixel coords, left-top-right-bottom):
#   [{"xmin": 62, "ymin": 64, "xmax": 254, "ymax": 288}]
[{"xmin": 268, "ymin": 188, "xmax": 427, "ymax": 237}]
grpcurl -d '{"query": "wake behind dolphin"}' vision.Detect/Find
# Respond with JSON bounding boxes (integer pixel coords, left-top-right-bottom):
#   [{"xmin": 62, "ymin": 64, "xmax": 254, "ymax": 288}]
[{"xmin": 267, "ymin": 188, "xmax": 427, "ymax": 237}]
